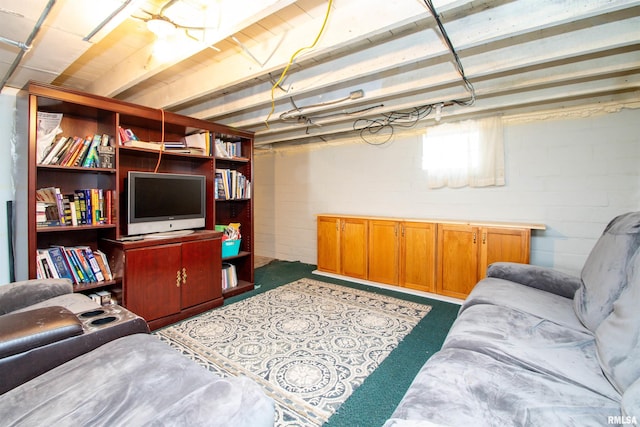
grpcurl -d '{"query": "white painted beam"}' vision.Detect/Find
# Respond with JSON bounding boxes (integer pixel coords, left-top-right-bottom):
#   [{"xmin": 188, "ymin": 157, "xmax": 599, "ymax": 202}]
[
  {"xmin": 199, "ymin": 17, "xmax": 640, "ymax": 129},
  {"xmin": 85, "ymin": 0, "xmax": 298, "ymax": 97},
  {"xmin": 253, "ymin": 72, "xmax": 640, "ymax": 145}
]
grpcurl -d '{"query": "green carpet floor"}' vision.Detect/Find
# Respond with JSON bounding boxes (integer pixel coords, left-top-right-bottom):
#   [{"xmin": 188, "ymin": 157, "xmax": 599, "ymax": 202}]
[{"xmin": 226, "ymin": 260, "xmax": 460, "ymax": 427}]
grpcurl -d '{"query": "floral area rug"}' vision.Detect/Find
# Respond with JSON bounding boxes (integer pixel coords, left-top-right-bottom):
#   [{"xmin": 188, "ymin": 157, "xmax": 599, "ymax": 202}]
[{"xmin": 155, "ymin": 278, "xmax": 431, "ymax": 426}]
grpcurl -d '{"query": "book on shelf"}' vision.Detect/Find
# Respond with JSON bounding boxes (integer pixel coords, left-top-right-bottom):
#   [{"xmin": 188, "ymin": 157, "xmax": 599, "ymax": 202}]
[
  {"xmin": 38, "ymin": 133, "xmax": 114, "ymax": 168},
  {"xmin": 214, "ymin": 168, "xmax": 251, "ymax": 200},
  {"xmin": 36, "ymin": 251, "xmax": 57, "ymax": 279},
  {"xmin": 215, "ymin": 136, "xmax": 245, "ymax": 159},
  {"xmin": 39, "ymin": 245, "xmax": 113, "ymax": 285},
  {"xmin": 35, "ymin": 187, "xmax": 61, "ymax": 226},
  {"xmin": 56, "ymin": 136, "xmax": 82, "ymax": 166},
  {"xmin": 41, "ymin": 136, "xmax": 69, "ymax": 165},
  {"xmin": 122, "ymin": 140, "xmax": 164, "ymax": 150},
  {"xmin": 98, "ymin": 145, "xmax": 115, "ymax": 168},
  {"xmin": 118, "ymin": 126, "xmax": 139, "ymax": 144},
  {"xmin": 36, "ymin": 245, "xmax": 114, "ymax": 285},
  {"xmin": 46, "ymin": 246, "xmax": 75, "ymax": 281},
  {"xmin": 70, "ymin": 136, "xmax": 91, "ymax": 167},
  {"xmin": 79, "ymin": 134, "xmax": 102, "ymax": 167},
  {"xmin": 36, "ymin": 187, "xmax": 114, "ymax": 227},
  {"xmin": 221, "ymin": 262, "xmax": 238, "ymax": 290},
  {"xmin": 184, "ymin": 131, "xmax": 211, "ymax": 155},
  {"xmin": 81, "ymin": 246, "xmax": 105, "ymax": 282},
  {"xmin": 94, "ymin": 249, "xmax": 113, "ymax": 281}
]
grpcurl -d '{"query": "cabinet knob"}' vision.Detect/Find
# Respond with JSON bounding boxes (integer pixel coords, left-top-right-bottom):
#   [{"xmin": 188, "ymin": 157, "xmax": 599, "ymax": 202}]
[
  {"xmin": 182, "ymin": 267, "xmax": 187, "ymax": 285},
  {"xmin": 176, "ymin": 270, "xmax": 181, "ymax": 287}
]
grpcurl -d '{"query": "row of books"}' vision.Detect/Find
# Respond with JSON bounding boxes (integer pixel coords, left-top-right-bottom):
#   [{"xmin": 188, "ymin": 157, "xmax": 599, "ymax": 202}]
[
  {"xmin": 36, "ymin": 187, "xmax": 113, "ymax": 227},
  {"xmin": 36, "ymin": 246, "xmax": 113, "ymax": 285},
  {"xmin": 39, "ymin": 134, "xmax": 114, "ymax": 168},
  {"xmin": 221, "ymin": 262, "xmax": 238, "ymax": 290},
  {"xmin": 215, "ymin": 169, "xmax": 251, "ymax": 200},
  {"xmin": 215, "ymin": 137, "xmax": 244, "ymax": 159},
  {"xmin": 119, "ymin": 127, "xmax": 209, "ymax": 155},
  {"xmin": 117, "ymin": 127, "xmax": 246, "ymax": 160}
]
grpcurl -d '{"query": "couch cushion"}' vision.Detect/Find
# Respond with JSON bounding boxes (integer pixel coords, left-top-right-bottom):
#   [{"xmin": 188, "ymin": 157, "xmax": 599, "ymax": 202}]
[
  {"xmin": 12, "ymin": 292, "xmax": 100, "ymax": 315},
  {"xmin": 622, "ymin": 379, "xmax": 640, "ymax": 421},
  {"xmin": 462, "ymin": 277, "xmax": 585, "ymax": 331},
  {"xmin": 0, "ymin": 278, "xmax": 73, "ymax": 315},
  {"xmin": 574, "ymin": 212, "xmax": 640, "ymax": 332},
  {"xmin": 387, "ymin": 348, "xmax": 620, "ymax": 427},
  {"xmin": 0, "ymin": 334, "xmax": 274, "ymax": 427},
  {"xmin": 444, "ymin": 304, "xmax": 619, "ymax": 401},
  {"xmin": 596, "ymin": 247, "xmax": 640, "ymax": 394}
]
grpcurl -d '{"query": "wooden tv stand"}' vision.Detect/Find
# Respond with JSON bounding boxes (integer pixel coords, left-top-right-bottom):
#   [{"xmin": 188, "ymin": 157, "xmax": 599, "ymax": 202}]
[{"xmin": 101, "ymin": 230, "xmax": 223, "ymax": 330}]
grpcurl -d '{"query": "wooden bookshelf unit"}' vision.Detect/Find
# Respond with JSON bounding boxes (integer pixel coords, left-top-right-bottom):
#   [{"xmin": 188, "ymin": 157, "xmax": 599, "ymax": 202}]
[{"xmin": 16, "ymin": 82, "xmax": 255, "ymax": 328}]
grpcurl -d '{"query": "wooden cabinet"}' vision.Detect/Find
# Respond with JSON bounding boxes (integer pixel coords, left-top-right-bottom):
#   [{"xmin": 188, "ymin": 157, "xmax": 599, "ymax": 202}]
[
  {"xmin": 317, "ymin": 216, "xmax": 341, "ymax": 274},
  {"xmin": 340, "ymin": 217, "xmax": 368, "ymax": 279},
  {"xmin": 102, "ymin": 232, "xmax": 222, "ymax": 330},
  {"xmin": 436, "ymin": 224, "xmax": 479, "ymax": 299},
  {"xmin": 368, "ymin": 220, "xmax": 436, "ymax": 292},
  {"xmin": 436, "ymin": 224, "xmax": 531, "ymax": 299},
  {"xmin": 318, "ymin": 214, "xmax": 541, "ymax": 299},
  {"xmin": 317, "ymin": 216, "xmax": 368, "ymax": 279},
  {"xmin": 479, "ymin": 227, "xmax": 530, "ymax": 278},
  {"xmin": 368, "ymin": 220, "xmax": 399, "ymax": 285},
  {"xmin": 399, "ymin": 222, "xmax": 436, "ymax": 293},
  {"xmin": 16, "ymin": 82, "xmax": 253, "ymax": 325}
]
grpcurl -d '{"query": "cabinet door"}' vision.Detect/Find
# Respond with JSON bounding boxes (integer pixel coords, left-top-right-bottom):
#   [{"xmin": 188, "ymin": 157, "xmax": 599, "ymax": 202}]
[
  {"xmin": 400, "ymin": 222, "xmax": 436, "ymax": 293},
  {"xmin": 479, "ymin": 227, "xmax": 530, "ymax": 279},
  {"xmin": 437, "ymin": 224, "xmax": 478, "ymax": 299},
  {"xmin": 368, "ymin": 220, "xmax": 399, "ymax": 285},
  {"xmin": 181, "ymin": 238, "xmax": 221, "ymax": 309},
  {"xmin": 340, "ymin": 218, "xmax": 368, "ymax": 279},
  {"xmin": 124, "ymin": 244, "xmax": 182, "ymax": 321},
  {"xmin": 317, "ymin": 216, "xmax": 341, "ymax": 274}
]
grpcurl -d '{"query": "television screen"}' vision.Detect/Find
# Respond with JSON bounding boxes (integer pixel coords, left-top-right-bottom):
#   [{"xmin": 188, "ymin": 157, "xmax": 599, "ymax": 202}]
[{"xmin": 127, "ymin": 171, "xmax": 206, "ymax": 236}]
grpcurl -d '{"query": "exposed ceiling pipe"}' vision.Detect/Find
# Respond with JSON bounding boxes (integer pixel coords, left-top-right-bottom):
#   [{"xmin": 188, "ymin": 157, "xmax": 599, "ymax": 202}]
[
  {"xmin": 0, "ymin": 0, "xmax": 56, "ymax": 92},
  {"xmin": 83, "ymin": 0, "xmax": 134, "ymax": 42},
  {"xmin": 0, "ymin": 36, "xmax": 30, "ymax": 51}
]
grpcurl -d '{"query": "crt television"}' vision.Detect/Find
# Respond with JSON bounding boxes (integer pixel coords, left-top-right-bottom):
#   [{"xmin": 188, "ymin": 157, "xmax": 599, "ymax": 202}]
[{"xmin": 126, "ymin": 171, "xmax": 206, "ymax": 236}]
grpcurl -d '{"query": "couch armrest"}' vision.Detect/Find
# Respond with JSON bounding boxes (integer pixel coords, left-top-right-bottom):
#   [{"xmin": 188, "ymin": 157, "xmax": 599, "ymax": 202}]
[
  {"xmin": 0, "ymin": 279, "xmax": 73, "ymax": 315},
  {"xmin": 486, "ymin": 262, "xmax": 582, "ymax": 299},
  {"xmin": 0, "ymin": 306, "xmax": 83, "ymax": 358}
]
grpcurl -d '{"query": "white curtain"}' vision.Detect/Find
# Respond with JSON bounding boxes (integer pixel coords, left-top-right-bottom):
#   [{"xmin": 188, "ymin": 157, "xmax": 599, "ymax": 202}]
[{"xmin": 422, "ymin": 116, "xmax": 505, "ymax": 189}]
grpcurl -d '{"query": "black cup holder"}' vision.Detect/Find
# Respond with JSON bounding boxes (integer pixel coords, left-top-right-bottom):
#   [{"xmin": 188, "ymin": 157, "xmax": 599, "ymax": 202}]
[
  {"xmin": 80, "ymin": 309, "xmax": 106, "ymax": 318},
  {"xmin": 90, "ymin": 316, "xmax": 117, "ymax": 326}
]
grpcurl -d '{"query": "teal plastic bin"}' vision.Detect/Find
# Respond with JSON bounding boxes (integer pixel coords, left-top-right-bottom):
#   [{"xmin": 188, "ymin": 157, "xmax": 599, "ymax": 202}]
[{"xmin": 222, "ymin": 239, "xmax": 241, "ymax": 258}]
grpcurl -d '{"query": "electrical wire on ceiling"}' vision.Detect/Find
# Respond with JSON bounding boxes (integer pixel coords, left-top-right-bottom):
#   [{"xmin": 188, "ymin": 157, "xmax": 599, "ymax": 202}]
[
  {"xmin": 353, "ymin": 0, "xmax": 476, "ymax": 145},
  {"xmin": 279, "ymin": 89, "xmax": 364, "ymax": 122},
  {"xmin": 263, "ymin": 0, "xmax": 334, "ymax": 129},
  {"xmin": 355, "ymin": 105, "xmax": 434, "ymax": 145},
  {"xmin": 422, "ymin": 0, "xmax": 475, "ymax": 106}
]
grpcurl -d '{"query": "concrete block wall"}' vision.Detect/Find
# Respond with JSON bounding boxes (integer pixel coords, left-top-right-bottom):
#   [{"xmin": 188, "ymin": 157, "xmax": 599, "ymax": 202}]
[{"xmin": 254, "ymin": 108, "xmax": 640, "ymax": 275}]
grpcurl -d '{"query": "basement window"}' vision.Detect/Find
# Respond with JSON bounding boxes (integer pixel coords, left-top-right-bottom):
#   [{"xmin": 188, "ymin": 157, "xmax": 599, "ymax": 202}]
[{"xmin": 422, "ymin": 116, "xmax": 505, "ymax": 189}]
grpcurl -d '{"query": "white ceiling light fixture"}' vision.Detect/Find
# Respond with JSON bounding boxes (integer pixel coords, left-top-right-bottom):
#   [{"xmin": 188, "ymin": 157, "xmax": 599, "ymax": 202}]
[
  {"xmin": 134, "ymin": 0, "xmax": 221, "ymax": 61},
  {"xmin": 146, "ymin": 17, "xmax": 177, "ymax": 38}
]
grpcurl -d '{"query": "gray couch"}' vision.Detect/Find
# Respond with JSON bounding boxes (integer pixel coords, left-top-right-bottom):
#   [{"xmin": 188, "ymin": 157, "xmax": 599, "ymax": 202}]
[
  {"xmin": 386, "ymin": 211, "xmax": 640, "ymax": 426},
  {"xmin": 0, "ymin": 278, "xmax": 275, "ymax": 426}
]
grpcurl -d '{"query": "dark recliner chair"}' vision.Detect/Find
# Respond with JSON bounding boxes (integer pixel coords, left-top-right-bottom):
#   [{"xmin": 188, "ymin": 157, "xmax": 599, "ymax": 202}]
[{"xmin": 0, "ymin": 278, "xmax": 149, "ymax": 394}]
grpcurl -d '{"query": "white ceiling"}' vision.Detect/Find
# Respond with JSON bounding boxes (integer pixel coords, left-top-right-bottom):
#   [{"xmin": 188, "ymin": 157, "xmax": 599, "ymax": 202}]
[{"xmin": 1, "ymin": 0, "xmax": 639, "ymax": 147}]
